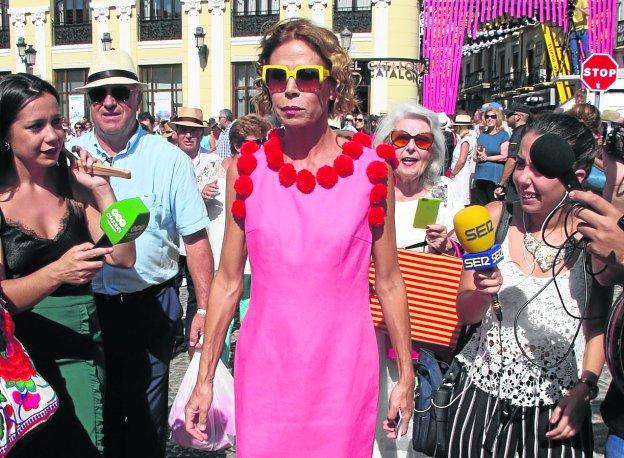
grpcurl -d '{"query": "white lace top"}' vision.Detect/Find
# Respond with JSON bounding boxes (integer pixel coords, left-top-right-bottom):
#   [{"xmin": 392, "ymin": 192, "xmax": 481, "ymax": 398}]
[{"xmin": 456, "ymin": 236, "xmax": 588, "ymax": 407}]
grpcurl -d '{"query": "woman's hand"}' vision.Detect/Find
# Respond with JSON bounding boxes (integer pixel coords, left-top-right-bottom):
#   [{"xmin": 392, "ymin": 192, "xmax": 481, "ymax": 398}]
[
  {"xmin": 425, "ymin": 224, "xmax": 451, "ymax": 254},
  {"xmin": 68, "ymin": 147, "xmax": 110, "ymax": 192},
  {"xmin": 382, "ymin": 379, "xmax": 415, "ymax": 439},
  {"xmin": 51, "ymin": 243, "xmax": 113, "ymax": 285},
  {"xmin": 545, "ymin": 384, "xmax": 590, "ymax": 440},
  {"xmin": 185, "ymin": 381, "xmax": 214, "ymax": 441},
  {"xmin": 476, "ymin": 146, "xmax": 488, "ymax": 162},
  {"xmin": 473, "ymin": 268, "xmax": 502, "ymax": 296},
  {"xmin": 201, "ymin": 182, "xmax": 219, "ymax": 200}
]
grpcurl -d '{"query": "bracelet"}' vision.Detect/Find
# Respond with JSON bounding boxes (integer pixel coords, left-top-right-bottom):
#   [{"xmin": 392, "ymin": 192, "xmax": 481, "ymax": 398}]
[{"xmin": 196, "ymin": 308, "xmax": 207, "ymax": 316}]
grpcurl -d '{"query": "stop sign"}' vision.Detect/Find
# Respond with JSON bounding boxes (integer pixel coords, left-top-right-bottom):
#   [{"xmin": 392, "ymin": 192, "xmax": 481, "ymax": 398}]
[{"xmin": 581, "ymin": 53, "xmax": 619, "ymax": 92}]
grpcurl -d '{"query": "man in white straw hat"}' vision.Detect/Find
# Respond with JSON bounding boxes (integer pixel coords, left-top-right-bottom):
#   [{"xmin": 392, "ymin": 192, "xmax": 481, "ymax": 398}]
[
  {"xmin": 67, "ymin": 49, "xmax": 214, "ymax": 458},
  {"xmin": 169, "ymin": 107, "xmax": 220, "ymax": 352}
]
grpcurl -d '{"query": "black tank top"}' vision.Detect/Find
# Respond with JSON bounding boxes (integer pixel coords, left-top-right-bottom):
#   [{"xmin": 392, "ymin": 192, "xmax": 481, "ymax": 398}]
[{"xmin": 0, "ymin": 201, "xmax": 93, "ymax": 295}]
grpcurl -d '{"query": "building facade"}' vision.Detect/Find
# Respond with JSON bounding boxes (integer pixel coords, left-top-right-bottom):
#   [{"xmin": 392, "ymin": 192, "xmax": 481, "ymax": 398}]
[{"xmin": 0, "ymin": 0, "xmax": 421, "ymax": 123}]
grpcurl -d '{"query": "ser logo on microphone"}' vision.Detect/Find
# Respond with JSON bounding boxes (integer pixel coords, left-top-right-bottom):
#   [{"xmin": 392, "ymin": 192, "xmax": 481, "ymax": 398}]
[
  {"xmin": 463, "ymin": 220, "xmax": 494, "ymax": 241},
  {"xmin": 463, "ymin": 246, "xmax": 503, "ymax": 269}
]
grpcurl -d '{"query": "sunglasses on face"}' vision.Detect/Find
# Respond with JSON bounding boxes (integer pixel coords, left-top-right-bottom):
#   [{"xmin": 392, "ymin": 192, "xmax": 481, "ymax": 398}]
[
  {"xmin": 355, "ymin": 117, "xmax": 365, "ymax": 122},
  {"xmin": 88, "ymin": 85, "xmax": 132, "ymax": 104},
  {"xmin": 484, "ymin": 114, "xmax": 497, "ymax": 120},
  {"xmin": 389, "ymin": 130, "xmax": 434, "ymax": 149},
  {"xmin": 262, "ymin": 65, "xmax": 330, "ymax": 94}
]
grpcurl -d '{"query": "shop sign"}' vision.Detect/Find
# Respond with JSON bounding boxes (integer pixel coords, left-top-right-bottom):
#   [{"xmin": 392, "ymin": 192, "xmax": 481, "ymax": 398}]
[{"xmin": 368, "ymin": 60, "xmax": 419, "ymax": 81}]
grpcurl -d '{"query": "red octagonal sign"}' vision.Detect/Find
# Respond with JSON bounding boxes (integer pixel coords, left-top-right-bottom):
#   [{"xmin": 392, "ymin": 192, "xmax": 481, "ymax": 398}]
[{"xmin": 581, "ymin": 53, "xmax": 619, "ymax": 92}]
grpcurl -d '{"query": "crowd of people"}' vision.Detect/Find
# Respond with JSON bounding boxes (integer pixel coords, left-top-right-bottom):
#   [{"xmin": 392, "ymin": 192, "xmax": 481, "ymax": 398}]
[{"xmin": 0, "ymin": 16, "xmax": 624, "ymax": 458}]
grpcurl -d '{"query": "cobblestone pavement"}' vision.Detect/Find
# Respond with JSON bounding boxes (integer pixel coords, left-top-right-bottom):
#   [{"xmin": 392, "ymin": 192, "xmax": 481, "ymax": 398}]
[{"xmin": 166, "ymin": 287, "xmax": 611, "ymax": 457}]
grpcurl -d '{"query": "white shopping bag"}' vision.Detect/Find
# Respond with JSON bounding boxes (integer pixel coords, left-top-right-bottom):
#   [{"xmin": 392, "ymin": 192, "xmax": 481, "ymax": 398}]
[{"xmin": 168, "ymin": 340, "xmax": 236, "ymax": 451}]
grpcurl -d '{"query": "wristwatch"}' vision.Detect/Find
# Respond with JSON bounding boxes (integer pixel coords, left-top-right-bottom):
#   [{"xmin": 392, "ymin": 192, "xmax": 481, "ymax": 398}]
[{"xmin": 577, "ymin": 377, "xmax": 599, "ymax": 400}]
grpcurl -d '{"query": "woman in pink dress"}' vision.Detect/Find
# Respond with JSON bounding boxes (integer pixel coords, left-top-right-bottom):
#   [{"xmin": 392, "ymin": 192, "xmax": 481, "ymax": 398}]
[{"xmin": 184, "ymin": 19, "xmax": 414, "ymax": 456}]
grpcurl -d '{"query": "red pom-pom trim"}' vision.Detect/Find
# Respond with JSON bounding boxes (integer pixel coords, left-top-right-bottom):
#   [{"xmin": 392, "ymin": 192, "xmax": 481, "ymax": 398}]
[
  {"xmin": 389, "ymin": 157, "xmax": 400, "ymax": 170},
  {"xmin": 240, "ymin": 141, "xmax": 260, "ymax": 155},
  {"xmin": 232, "ymin": 199, "xmax": 246, "ymax": 220},
  {"xmin": 352, "ymin": 131, "xmax": 372, "ymax": 148},
  {"xmin": 267, "ymin": 128, "xmax": 281, "ymax": 140},
  {"xmin": 237, "ymin": 153, "xmax": 257, "ymax": 176},
  {"xmin": 376, "ymin": 144, "xmax": 395, "ymax": 161},
  {"xmin": 316, "ymin": 165, "xmax": 339, "ymax": 189},
  {"xmin": 369, "ymin": 183, "xmax": 388, "ymax": 204},
  {"xmin": 265, "ymin": 143, "xmax": 284, "ymax": 171},
  {"xmin": 342, "ymin": 141, "xmax": 364, "ymax": 160},
  {"xmin": 296, "ymin": 169, "xmax": 316, "ymax": 194},
  {"xmin": 278, "ymin": 163, "xmax": 297, "ymax": 187},
  {"xmin": 367, "ymin": 160, "xmax": 388, "ymax": 183},
  {"xmin": 333, "ymin": 154, "xmax": 354, "ymax": 177},
  {"xmin": 234, "ymin": 175, "xmax": 253, "ymax": 197},
  {"xmin": 368, "ymin": 206, "xmax": 385, "ymax": 226}
]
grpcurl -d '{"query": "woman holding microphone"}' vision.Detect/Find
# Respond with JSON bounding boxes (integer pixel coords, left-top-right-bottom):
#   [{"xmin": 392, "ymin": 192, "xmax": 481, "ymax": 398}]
[
  {"xmin": 448, "ymin": 114, "xmax": 607, "ymax": 457},
  {"xmin": 0, "ymin": 73, "xmax": 135, "ymax": 456}
]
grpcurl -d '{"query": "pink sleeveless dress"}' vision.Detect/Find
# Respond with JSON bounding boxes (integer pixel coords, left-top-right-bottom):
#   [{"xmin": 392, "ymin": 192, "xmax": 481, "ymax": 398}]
[{"xmin": 234, "ymin": 146, "xmax": 381, "ymax": 457}]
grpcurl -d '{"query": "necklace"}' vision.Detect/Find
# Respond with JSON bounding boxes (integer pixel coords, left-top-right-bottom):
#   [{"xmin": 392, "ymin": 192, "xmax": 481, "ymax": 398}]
[
  {"xmin": 230, "ymin": 129, "xmax": 398, "ymax": 226},
  {"xmin": 522, "ymin": 213, "xmax": 573, "ymax": 271}
]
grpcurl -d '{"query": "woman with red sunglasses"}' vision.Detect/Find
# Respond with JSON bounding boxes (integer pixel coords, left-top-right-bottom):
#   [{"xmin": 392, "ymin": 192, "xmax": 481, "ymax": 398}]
[
  {"xmin": 185, "ymin": 19, "xmax": 414, "ymax": 457},
  {"xmin": 372, "ymin": 101, "xmax": 465, "ymax": 456},
  {"xmin": 472, "ymin": 106, "xmax": 510, "ymax": 205}
]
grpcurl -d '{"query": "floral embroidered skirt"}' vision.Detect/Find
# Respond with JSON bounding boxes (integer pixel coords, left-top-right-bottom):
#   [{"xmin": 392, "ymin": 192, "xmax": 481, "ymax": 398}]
[{"xmin": 11, "ymin": 293, "xmax": 105, "ymax": 457}]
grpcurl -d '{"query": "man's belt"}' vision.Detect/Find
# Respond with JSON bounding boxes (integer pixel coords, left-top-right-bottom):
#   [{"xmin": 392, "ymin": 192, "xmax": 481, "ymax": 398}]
[{"xmin": 94, "ymin": 277, "xmax": 176, "ymax": 303}]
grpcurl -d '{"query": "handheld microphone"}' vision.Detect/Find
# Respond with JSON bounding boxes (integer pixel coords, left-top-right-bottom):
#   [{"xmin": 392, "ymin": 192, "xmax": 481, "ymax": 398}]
[
  {"xmin": 94, "ymin": 197, "xmax": 150, "ymax": 248},
  {"xmin": 529, "ymin": 133, "xmax": 582, "ymax": 192},
  {"xmin": 453, "ymin": 205, "xmax": 504, "ymax": 321}
]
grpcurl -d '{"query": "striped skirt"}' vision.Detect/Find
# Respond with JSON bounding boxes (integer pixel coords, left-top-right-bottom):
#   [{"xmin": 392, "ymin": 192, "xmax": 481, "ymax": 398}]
[{"xmin": 446, "ymin": 366, "xmax": 593, "ymax": 458}]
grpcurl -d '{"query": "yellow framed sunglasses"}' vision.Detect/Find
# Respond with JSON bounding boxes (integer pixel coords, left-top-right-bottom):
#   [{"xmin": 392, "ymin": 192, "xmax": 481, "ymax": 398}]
[{"xmin": 261, "ymin": 65, "xmax": 330, "ymax": 94}]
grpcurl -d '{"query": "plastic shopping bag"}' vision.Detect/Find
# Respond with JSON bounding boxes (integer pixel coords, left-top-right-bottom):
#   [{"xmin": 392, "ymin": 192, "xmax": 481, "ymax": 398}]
[{"xmin": 168, "ymin": 341, "xmax": 236, "ymax": 451}]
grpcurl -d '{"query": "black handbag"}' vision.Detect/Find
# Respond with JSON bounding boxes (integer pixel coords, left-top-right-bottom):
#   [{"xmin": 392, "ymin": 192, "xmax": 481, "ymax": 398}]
[{"xmin": 411, "ymin": 349, "xmax": 461, "ymax": 457}]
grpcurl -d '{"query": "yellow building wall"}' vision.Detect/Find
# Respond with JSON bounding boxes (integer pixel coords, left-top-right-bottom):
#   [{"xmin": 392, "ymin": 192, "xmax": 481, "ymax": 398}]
[{"xmin": 1, "ymin": 0, "xmax": 420, "ymax": 116}]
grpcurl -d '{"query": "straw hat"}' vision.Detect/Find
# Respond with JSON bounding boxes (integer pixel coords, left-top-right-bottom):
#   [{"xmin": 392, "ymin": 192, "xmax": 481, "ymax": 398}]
[
  {"xmin": 161, "ymin": 122, "xmax": 175, "ymax": 138},
  {"xmin": 77, "ymin": 50, "xmax": 147, "ymax": 91},
  {"xmin": 451, "ymin": 114, "xmax": 473, "ymax": 125},
  {"xmin": 169, "ymin": 107, "xmax": 209, "ymax": 134},
  {"xmin": 602, "ymin": 109, "xmax": 622, "ymax": 122}
]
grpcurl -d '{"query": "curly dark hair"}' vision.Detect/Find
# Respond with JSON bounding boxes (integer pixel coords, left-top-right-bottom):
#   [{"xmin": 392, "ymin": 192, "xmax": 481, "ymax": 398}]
[{"xmin": 253, "ymin": 18, "xmax": 357, "ymax": 118}]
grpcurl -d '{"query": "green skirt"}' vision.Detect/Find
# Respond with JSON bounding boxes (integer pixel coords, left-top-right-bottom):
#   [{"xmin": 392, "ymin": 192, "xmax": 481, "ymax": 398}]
[{"xmin": 11, "ymin": 293, "xmax": 104, "ymax": 457}]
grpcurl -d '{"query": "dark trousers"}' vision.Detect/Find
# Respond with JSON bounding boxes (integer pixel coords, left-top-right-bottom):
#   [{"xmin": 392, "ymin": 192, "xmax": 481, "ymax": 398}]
[
  {"xmin": 94, "ymin": 282, "xmax": 181, "ymax": 458},
  {"xmin": 471, "ymin": 179, "xmax": 498, "ymax": 206},
  {"xmin": 175, "ymin": 256, "xmax": 198, "ymax": 350}
]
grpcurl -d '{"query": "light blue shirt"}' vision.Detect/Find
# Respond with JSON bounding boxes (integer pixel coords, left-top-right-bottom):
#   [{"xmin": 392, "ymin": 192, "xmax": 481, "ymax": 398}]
[
  {"xmin": 67, "ymin": 125, "xmax": 209, "ymax": 294},
  {"xmin": 216, "ymin": 122, "xmax": 233, "ymax": 159}
]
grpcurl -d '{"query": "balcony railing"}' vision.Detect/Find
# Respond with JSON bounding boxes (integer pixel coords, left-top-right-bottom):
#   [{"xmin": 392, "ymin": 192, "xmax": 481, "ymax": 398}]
[
  {"xmin": 522, "ymin": 68, "xmax": 550, "ymax": 86},
  {"xmin": 461, "ymin": 70, "xmax": 488, "ymax": 90},
  {"xmin": 139, "ymin": 17, "xmax": 181, "ymax": 41},
  {"xmin": 617, "ymin": 20, "xmax": 624, "ymax": 48},
  {"xmin": 232, "ymin": 12, "xmax": 279, "ymax": 37},
  {"xmin": 333, "ymin": 9, "xmax": 372, "ymax": 33},
  {"xmin": 499, "ymin": 71, "xmax": 522, "ymax": 91},
  {"xmin": 53, "ymin": 21, "xmax": 92, "ymax": 46}
]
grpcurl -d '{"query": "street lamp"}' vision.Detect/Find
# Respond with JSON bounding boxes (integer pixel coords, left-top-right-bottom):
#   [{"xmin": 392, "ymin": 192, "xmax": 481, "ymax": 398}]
[
  {"xmin": 340, "ymin": 27, "xmax": 353, "ymax": 51},
  {"xmin": 101, "ymin": 32, "xmax": 112, "ymax": 51},
  {"xmin": 194, "ymin": 27, "xmax": 208, "ymax": 65},
  {"xmin": 16, "ymin": 38, "xmax": 36, "ymax": 74}
]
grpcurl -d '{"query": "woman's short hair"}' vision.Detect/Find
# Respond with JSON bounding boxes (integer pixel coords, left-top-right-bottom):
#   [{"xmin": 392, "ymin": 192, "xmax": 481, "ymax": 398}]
[
  {"xmin": 254, "ymin": 18, "xmax": 356, "ymax": 119},
  {"xmin": 373, "ymin": 101, "xmax": 446, "ymax": 187},
  {"xmin": 229, "ymin": 114, "xmax": 272, "ymax": 155},
  {"xmin": 525, "ymin": 113, "xmax": 597, "ymax": 172},
  {"xmin": 566, "ymin": 103, "xmax": 601, "ymax": 133},
  {"xmin": 484, "ymin": 107, "xmax": 504, "ymax": 130},
  {"xmin": 0, "ymin": 74, "xmax": 62, "ymax": 186}
]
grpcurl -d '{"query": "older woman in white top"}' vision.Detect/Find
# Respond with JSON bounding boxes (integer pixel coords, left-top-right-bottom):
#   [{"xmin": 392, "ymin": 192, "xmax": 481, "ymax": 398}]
[{"xmin": 372, "ymin": 101, "xmax": 464, "ymax": 457}]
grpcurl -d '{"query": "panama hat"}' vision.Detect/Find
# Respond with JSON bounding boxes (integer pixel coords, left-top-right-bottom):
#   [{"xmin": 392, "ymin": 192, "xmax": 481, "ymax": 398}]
[
  {"xmin": 77, "ymin": 50, "xmax": 147, "ymax": 92},
  {"xmin": 602, "ymin": 109, "xmax": 622, "ymax": 122},
  {"xmin": 451, "ymin": 114, "xmax": 473, "ymax": 126},
  {"xmin": 161, "ymin": 122, "xmax": 175, "ymax": 138},
  {"xmin": 170, "ymin": 107, "xmax": 209, "ymax": 134}
]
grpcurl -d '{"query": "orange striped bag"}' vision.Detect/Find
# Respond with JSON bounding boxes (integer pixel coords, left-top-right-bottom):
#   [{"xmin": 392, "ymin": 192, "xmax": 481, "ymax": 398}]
[{"xmin": 369, "ymin": 249, "xmax": 463, "ymax": 350}]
